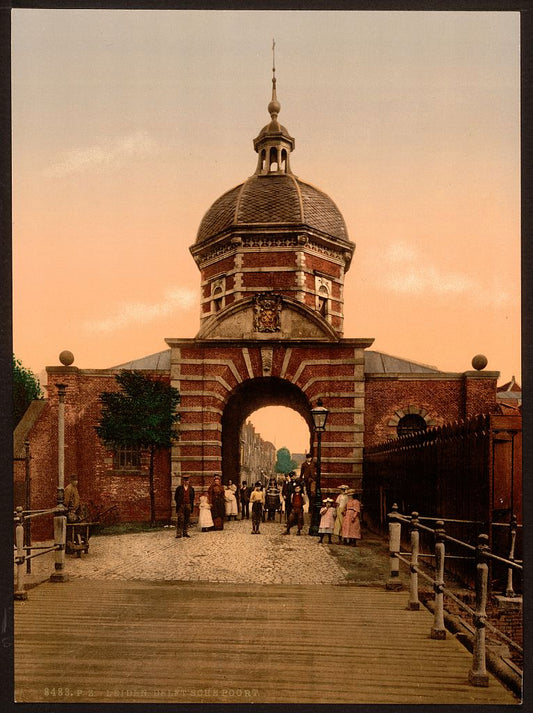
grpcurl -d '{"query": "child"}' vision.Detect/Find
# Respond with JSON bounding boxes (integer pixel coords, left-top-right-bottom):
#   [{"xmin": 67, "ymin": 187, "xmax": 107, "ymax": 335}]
[
  {"xmin": 198, "ymin": 492, "xmax": 214, "ymax": 531},
  {"xmin": 318, "ymin": 498, "xmax": 336, "ymax": 543}
]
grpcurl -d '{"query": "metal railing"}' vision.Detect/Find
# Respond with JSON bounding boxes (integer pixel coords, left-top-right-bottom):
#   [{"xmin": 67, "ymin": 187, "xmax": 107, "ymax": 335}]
[
  {"xmin": 386, "ymin": 504, "xmax": 522, "ymax": 690},
  {"xmin": 14, "ymin": 505, "xmax": 68, "ymax": 600}
]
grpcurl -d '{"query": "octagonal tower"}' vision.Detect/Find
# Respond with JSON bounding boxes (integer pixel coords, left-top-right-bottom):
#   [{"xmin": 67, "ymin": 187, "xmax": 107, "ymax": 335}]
[{"xmin": 190, "ymin": 68, "xmax": 355, "ymax": 338}]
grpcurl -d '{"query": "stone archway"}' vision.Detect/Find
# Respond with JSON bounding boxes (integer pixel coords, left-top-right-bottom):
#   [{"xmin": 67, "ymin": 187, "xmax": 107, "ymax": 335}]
[{"xmin": 221, "ymin": 377, "xmax": 313, "ymax": 485}]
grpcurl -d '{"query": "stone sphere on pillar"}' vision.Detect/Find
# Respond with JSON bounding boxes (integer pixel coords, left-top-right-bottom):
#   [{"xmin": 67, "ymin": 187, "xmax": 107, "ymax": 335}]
[
  {"xmin": 59, "ymin": 350, "xmax": 75, "ymax": 367},
  {"xmin": 471, "ymin": 354, "xmax": 488, "ymax": 371}
]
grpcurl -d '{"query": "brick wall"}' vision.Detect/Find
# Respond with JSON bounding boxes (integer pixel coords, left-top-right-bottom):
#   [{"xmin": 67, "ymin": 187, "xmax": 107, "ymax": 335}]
[
  {"xmin": 24, "ymin": 369, "xmax": 173, "ymax": 539},
  {"xmin": 364, "ymin": 374, "xmax": 498, "ymax": 446}
]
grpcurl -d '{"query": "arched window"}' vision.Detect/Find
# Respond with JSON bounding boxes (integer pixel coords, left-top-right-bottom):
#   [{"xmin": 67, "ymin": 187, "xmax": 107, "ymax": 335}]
[
  {"xmin": 269, "ymin": 147, "xmax": 278, "ymax": 172},
  {"xmin": 213, "ymin": 286, "xmax": 223, "ymax": 313},
  {"xmin": 397, "ymin": 414, "xmax": 427, "ymax": 437}
]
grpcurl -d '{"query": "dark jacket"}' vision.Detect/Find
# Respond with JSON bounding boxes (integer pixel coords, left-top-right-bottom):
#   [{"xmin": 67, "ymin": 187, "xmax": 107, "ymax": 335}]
[
  {"xmin": 240, "ymin": 485, "xmax": 251, "ymax": 504},
  {"xmin": 175, "ymin": 484, "xmax": 195, "ymax": 509}
]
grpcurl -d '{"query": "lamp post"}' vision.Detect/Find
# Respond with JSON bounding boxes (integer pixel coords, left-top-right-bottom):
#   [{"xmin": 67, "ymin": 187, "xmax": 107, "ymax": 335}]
[
  {"xmin": 309, "ymin": 399, "xmax": 329, "ymax": 536},
  {"xmin": 50, "ymin": 383, "xmax": 68, "ymax": 582}
]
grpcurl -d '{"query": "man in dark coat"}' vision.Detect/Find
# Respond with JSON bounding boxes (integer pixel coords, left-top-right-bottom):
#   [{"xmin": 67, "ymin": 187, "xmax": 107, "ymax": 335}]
[
  {"xmin": 175, "ymin": 474, "xmax": 195, "ymax": 538},
  {"xmin": 282, "ymin": 472, "xmax": 294, "ymax": 523},
  {"xmin": 300, "ymin": 453, "xmax": 317, "ymax": 503},
  {"xmin": 239, "ymin": 480, "xmax": 251, "ymax": 519}
]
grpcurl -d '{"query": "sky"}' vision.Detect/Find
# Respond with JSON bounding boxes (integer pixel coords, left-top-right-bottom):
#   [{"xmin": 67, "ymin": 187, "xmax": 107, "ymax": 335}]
[{"xmin": 11, "ymin": 9, "xmax": 520, "ymax": 454}]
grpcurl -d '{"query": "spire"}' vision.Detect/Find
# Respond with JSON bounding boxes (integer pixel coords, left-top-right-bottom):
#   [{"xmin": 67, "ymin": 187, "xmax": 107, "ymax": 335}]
[
  {"xmin": 253, "ymin": 40, "xmax": 295, "ymax": 175},
  {"xmin": 268, "ymin": 39, "xmax": 281, "ymax": 118}
]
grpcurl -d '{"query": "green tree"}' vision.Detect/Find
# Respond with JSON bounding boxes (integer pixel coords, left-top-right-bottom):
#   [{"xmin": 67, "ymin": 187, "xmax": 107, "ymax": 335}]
[
  {"xmin": 95, "ymin": 371, "xmax": 180, "ymax": 526},
  {"xmin": 274, "ymin": 447, "xmax": 298, "ymax": 475},
  {"xmin": 13, "ymin": 355, "xmax": 43, "ymax": 428}
]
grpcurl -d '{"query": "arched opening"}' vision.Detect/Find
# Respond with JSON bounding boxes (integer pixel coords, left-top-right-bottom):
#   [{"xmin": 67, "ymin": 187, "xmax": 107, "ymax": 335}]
[
  {"xmin": 269, "ymin": 146, "xmax": 279, "ymax": 172},
  {"xmin": 221, "ymin": 377, "xmax": 313, "ymax": 487},
  {"xmin": 397, "ymin": 413, "xmax": 427, "ymax": 437},
  {"xmin": 243, "ymin": 405, "xmax": 310, "ymax": 484}
]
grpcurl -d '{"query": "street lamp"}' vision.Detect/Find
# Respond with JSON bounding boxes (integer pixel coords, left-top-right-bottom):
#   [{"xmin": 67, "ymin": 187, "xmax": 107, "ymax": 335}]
[
  {"xmin": 309, "ymin": 398, "xmax": 329, "ymax": 536},
  {"xmin": 50, "ymin": 383, "xmax": 69, "ymax": 582}
]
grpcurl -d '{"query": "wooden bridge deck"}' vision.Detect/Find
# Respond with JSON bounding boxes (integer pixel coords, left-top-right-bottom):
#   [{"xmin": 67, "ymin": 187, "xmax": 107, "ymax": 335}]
[{"xmin": 15, "ymin": 578, "xmax": 519, "ymax": 705}]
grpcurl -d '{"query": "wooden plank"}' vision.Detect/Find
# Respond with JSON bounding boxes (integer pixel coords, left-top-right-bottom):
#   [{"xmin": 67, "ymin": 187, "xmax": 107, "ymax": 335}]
[{"xmin": 15, "ymin": 580, "xmax": 519, "ymax": 705}]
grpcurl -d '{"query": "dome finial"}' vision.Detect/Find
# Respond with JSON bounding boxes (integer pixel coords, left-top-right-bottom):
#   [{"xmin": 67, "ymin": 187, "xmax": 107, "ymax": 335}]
[{"xmin": 268, "ymin": 38, "xmax": 281, "ymax": 118}]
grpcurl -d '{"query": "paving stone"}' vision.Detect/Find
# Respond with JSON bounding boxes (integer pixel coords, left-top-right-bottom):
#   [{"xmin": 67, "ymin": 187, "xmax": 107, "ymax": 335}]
[{"xmin": 49, "ymin": 518, "xmax": 348, "ymax": 585}]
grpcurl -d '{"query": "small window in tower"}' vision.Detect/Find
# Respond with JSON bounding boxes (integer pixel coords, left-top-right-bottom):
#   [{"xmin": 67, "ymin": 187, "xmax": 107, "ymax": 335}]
[
  {"xmin": 397, "ymin": 414, "xmax": 427, "ymax": 437},
  {"xmin": 280, "ymin": 149, "xmax": 287, "ymax": 172},
  {"xmin": 318, "ymin": 285, "xmax": 329, "ymax": 317},
  {"xmin": 260, "ymin": 149, "xmax": 266, "ymax": 171},
  {"xmin": 213, "ymin": 286, "xmax": 223, "ymax": 313},
  {"xmin": 269, "ymin": 147, "xmax": 278, "ymax": 172}
]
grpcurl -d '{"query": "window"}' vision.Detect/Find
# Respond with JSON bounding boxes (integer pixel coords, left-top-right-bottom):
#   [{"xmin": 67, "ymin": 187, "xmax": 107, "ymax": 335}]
[
  {"xmin": 397, "ymin": 414, "xmax": 427, "ymax": 437},
  {"xmin": 318, "ymin": 285, "xmax": 329, "ymax": 316},
  {"xmin": 114, "ymin": 445, "xmax": 142, "ymax": 469},
  {"xmin": 211, "ymin": 278, "xmax": 225, "ymax": 313},
  {"xmin": 213, "ymin": 287, "xmax": 223, "ymax": 312}
]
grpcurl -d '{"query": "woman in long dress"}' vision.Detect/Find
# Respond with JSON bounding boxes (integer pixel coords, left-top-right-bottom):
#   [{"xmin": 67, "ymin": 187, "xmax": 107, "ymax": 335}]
[
  {"xmin": 208, "ymin": 475, "xmax": 226, "ymax": 530},
  {"xmin": 333, "ymin": 485, "xmax": 350, "ymax": 543},
  {"xmin": 341, "ymin": 491, "xmax": 361, "ymax": 546},
  {"xmin": 198, "ymin": 493, "xmax": 214, "ymax": 531},
  {"xmin": 224, "ymin": 482, "xmax": 238, "ymax": 520}
]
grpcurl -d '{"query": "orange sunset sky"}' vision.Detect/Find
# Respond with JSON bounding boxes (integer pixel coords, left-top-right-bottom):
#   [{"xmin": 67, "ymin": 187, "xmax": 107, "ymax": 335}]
[{"xmin": 12, "ymin": 10, "xmax": 520, "ymax": 454}]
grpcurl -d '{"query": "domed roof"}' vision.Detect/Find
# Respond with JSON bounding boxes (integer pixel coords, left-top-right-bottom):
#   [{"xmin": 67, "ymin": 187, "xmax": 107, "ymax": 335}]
[{"xmin": 196, "ymin": 173, "xmax": 348, "ymax": 244}]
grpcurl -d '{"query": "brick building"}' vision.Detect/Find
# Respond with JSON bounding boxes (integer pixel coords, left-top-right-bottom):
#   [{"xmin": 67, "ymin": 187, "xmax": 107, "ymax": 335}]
[{"xmin": 14, "ymin": 70, "xmax": 503, "ymax": 536}]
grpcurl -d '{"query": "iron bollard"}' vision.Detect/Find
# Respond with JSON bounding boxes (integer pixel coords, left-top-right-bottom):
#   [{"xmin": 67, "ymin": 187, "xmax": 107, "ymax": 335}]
[
  {"xmin": 505, "ymin": 514, "xmax": 517, "ymax": 598},
  {"xmin": 14, "ymin": 508, "xmax": 28, "ymax": 600},
  {"xmin": 386, "ymin": 503, "xmax": 403, "ymax": 591},
  {"xmin": 431, "ymin": 520, "xmax": 446, "ymax": 639},
  {"xmin": 469, "ymin": 533, "xmax": 490, "ymax": 687},
  {"xmin": 408, "ymin": 511, "xmax": 420, "ymax": 610},
  {"xmin": 49, "ymin": 508, "xmax": 69, "ymax": 583}
]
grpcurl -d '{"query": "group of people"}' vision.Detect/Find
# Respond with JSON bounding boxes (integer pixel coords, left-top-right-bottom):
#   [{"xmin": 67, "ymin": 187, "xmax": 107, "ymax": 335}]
[
  {"xmin": 317, "ymin": 484, "xmax": 361, "ymax": 546},
  {"xmin": 174, "ymin": 467, "xmax": 361, "ymax": 545}
]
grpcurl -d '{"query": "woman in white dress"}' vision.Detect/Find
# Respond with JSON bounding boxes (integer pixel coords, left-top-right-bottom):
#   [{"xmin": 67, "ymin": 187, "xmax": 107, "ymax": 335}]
[
  {"xmin": 333, "ymin": 485, "xmax": 350, "ymax": 543},
  {"xmin": 198, "ymin": 493, "xmax": 214, "ymax": 531},
  {"xmin": 224, "ymin": 482, "xmax": 238, "ymax": 520}
]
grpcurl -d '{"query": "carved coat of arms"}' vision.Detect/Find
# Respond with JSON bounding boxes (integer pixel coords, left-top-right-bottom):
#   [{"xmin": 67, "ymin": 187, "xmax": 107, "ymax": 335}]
[{"xmin": 253, "ymin": 293, "xmax": 282, "ymax": 333}]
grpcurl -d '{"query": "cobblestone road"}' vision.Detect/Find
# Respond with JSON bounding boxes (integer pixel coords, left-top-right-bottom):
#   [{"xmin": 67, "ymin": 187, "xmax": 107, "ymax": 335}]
[{"xmin": 36, "ymin": 517, "xmax": 349, "ymax": 585}]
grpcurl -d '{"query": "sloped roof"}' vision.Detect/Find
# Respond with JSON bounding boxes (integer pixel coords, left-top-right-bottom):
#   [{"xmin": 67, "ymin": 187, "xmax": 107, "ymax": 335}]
[
  {"xmin": 110, "ymin": 348, "xmax": 440, "ymax": 376},
  {"xmin": 497, "ymin": 376, "xmax": 521, "ymax": 392},
  {"xmin": 364, "ymin": 351, "xmax": 439, "ymax": 374},
  {"xmin": 111, "ymin": 350, "xmax": 171, "ymax": 371},
  {"xmin": 13, "ymin": 400, "xmax": 47, "ymax": 458}
]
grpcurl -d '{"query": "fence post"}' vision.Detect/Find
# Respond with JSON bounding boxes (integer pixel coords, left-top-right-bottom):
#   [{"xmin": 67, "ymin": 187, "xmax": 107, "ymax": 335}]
[
  {"xmin": 386, "ymin": 503, "xmax": 403, "ymax": 591},
  {"xmin": 14, "ymin": 508, "xmax": 28, "ymax": 600},
  {"xmin": 469, "ymin": 533, "xmax": 490, "ymax": 687},
  {"xmin": 49, "ymin": 509, "xmax": 69, "ymax": 583},
  {"xmin": 24, "ymin": 439, "xmax": 32, "ymax": 574},
  {"xmin": 505, "ymin": 514, "xmax": 517, "ymax": 598},
  {"xmin": 431, "ymin": 520, "xmax": 446, "ymax": 639},
  {"xmin": 408, "ymin": 511, "xmax": 420, "ymax": 610}
]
